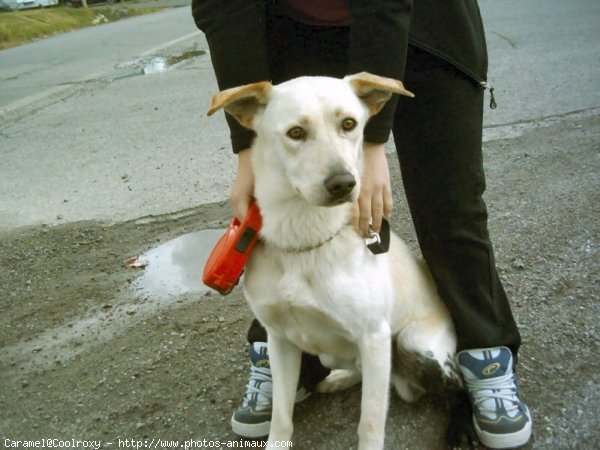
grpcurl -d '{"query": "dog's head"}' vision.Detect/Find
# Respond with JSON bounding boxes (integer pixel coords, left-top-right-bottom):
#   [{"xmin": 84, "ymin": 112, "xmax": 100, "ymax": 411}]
[{"xmin": 208, "ymin": 72, "xmax": 413, "ymax": 207}]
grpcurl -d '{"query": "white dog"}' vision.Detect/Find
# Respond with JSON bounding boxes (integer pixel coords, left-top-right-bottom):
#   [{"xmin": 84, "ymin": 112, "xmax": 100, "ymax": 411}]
[{"xmin": 208, "ymin": 73, "xmax": 461, "ymax": 450}]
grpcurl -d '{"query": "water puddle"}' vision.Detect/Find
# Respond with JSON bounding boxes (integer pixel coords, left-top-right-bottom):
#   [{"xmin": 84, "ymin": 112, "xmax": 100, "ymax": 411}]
[
  {"xmin": 115, "ymin": 49, "xmax": 207, "ymax": 77},
  {"xmin": 132, "ymin": 228, "xmax": 225, "ymax": 298}
]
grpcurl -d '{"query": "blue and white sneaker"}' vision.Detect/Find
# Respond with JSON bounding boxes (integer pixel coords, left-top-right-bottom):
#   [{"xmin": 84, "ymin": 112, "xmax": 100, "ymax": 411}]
[
  {"xmin": 231, "ymin": 342, "xmax": 311, "ymax": 438},
  {"xmin": 457, "ymin": 347, "xmax": 532, "ymax": 449}
]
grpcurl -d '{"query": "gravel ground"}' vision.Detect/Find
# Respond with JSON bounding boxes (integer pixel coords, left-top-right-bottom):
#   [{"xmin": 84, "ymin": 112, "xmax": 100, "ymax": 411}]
[{"xmin": 1, "ymin": 112, "xmax": 599, "ymax": 449}]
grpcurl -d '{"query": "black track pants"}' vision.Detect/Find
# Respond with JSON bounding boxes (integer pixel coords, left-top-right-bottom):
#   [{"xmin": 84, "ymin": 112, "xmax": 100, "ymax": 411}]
[{"xmin": 393, "ymin": 46, "xmax": 521, "ymax": 354}]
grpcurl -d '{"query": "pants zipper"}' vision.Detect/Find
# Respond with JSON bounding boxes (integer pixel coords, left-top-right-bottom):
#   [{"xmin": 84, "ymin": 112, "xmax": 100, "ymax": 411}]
[
  {"xmin": 480, "ymin": 81, "xmax": 497, "ymax": 109},
  {"xmin": 409, "ymin": 40, "xmax": 498, "ymax": 109}
]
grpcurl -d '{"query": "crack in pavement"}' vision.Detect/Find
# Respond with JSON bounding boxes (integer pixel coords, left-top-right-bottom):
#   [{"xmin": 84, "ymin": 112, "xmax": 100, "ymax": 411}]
[{"xmin": 483, "ymin": 106, "xmax": 600, "ymax": 142}]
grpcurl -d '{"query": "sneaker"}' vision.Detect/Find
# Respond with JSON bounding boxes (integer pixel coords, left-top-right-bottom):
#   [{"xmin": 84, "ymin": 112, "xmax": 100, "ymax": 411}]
[
  {"xmin": 457, "ymin": 347, "xmax": 532, "ymax": 449},
  {"xmin": 231, "ymin": 342, "xmax": 311, "ymax": 438}
]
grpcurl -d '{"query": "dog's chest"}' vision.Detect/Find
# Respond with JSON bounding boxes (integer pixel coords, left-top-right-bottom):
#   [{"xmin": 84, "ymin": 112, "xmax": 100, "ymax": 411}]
[{"xmin": 244, "ymin": 241, "xmax": 393, "ymax": 357}]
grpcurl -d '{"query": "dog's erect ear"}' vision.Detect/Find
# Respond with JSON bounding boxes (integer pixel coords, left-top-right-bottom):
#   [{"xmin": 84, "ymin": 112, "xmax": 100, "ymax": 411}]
[
  {"xmin": 207, "ymin": 81, "xmax": 273, "ymax": 129},
  {"xmin": 346, "ymin": 72, "xmax": 414, "ymax": 116}
]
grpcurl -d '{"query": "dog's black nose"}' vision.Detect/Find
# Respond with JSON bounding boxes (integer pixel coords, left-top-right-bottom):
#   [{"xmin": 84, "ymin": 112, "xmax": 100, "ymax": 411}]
[{"xmin": 324, "ymin": 172, "xmax": 356, "ymax": 198}]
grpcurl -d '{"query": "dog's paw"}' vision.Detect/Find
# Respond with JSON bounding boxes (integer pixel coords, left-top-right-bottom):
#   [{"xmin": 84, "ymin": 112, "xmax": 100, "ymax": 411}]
[
  {"xmin": 445, "ymin": 391, "xmax": 477, "ymax": 450},
  {"xmin": 315, "ymin": 369, "xmax": 361, "ymax": 393},
  {"xmin": 446, "ymin": 420, "xmax": 476, "ymax": 450}
]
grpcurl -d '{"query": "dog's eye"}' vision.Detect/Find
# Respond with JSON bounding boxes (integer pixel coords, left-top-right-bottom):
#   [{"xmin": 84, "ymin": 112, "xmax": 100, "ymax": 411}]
[
  {"xmin": 287, "ymin": 127, "xmax": 306, "ymax": 140},
  {"xmin": 342, "ymin": 118, "xmax": 357, "ymax": 131}
]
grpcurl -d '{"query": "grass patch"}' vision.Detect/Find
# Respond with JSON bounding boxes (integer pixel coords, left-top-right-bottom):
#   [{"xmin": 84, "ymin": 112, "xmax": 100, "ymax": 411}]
[{"xmin": 0, "ymin": 6, "xmax": 165, "ymax": 50}]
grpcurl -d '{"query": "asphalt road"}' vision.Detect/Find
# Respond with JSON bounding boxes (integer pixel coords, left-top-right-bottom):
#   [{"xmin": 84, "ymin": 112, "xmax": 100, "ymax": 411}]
[
  {"xmin": 0, "ymin": 0, "xmax": 599, "ymax": 230},
  {"xmin": 0, "ymin": 5, "xmax": 199, "ymax": 110}
]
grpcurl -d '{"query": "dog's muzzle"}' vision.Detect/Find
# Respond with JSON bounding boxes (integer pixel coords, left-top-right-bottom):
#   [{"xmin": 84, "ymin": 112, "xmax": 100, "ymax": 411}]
[{"xmin": 324, "ymin": 172, "xmax": 356, "ymax": 200}]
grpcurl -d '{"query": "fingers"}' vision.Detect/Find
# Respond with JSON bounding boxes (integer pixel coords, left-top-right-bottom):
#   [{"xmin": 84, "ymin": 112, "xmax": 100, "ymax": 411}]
[
  {"xmin": 371, "ymin": 195, "xmax": 383, "ymax": 234},
  {"xmin": 383, "ymin": 184, "xmax": 393, "ymax": 220},
  {"xmin": 357, "ymin": 182, "xmax": 393, "ymax": 237},
  {"xmin": 231, "ymin": 193, "xmax": 250, "ymax": 221},
  {"xmin": 358, "ymin": 195, "xmax": 371, "ymax": 237},
  {"xmin": 231, "ymin": 148, "xmax": 255, "ymax": 221},
  {"xmin": 359, "ymin": 141, "xmax": 393, "ymax": 236}
]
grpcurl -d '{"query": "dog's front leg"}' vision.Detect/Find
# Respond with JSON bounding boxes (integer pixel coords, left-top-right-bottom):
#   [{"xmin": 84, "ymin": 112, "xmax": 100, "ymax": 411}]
[
  {"xmin": 357, "ymin": 323, "xmax": 392, "ymax": 450},
  {"xmin": 265, "ymin": 331, "xmax": 302, "ymax": 449}
]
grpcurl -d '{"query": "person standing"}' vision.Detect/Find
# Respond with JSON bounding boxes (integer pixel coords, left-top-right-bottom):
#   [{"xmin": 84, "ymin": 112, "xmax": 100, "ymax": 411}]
[{"xmin": 192, "ymin": 1, "xmax": 532, "ymax": 448}]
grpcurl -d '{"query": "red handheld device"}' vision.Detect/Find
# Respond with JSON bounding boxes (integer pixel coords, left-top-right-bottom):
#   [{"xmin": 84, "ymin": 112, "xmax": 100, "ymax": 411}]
[{"xmin": 203, "ymin": 202, "xmax": 263, "ymax": 295}]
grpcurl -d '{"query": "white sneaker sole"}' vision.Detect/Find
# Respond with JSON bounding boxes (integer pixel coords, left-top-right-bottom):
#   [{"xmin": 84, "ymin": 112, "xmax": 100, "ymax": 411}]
[
  {"xmin": 231, "ymin": 414, "xmax": 270, "ymax": 438},
  {"xmin": 230, "ymin": 390, "xmax": 310, "ymax": 438},
  {"xmin": 474, "ymin": 417, "xmax": 532, "ymax": 449}
]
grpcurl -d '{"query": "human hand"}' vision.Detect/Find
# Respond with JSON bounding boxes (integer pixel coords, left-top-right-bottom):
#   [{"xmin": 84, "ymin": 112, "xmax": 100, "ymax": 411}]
[
  {"xmin": 230, "ymin": 148, "xmax": 255, "ymax": 221},
  {"xmin": 354, "ymin": 142, "xmax": 393, "ymax": 237}
]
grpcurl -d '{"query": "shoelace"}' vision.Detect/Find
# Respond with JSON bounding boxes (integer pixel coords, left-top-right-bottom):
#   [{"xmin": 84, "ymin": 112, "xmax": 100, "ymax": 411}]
[
  {"xmin": 465, "ymin": 372, "xmax": 520, "ymax": 414},
  {"xmin": 242, "ymin": 365, "xmax": 272, "ymax": 409}
]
